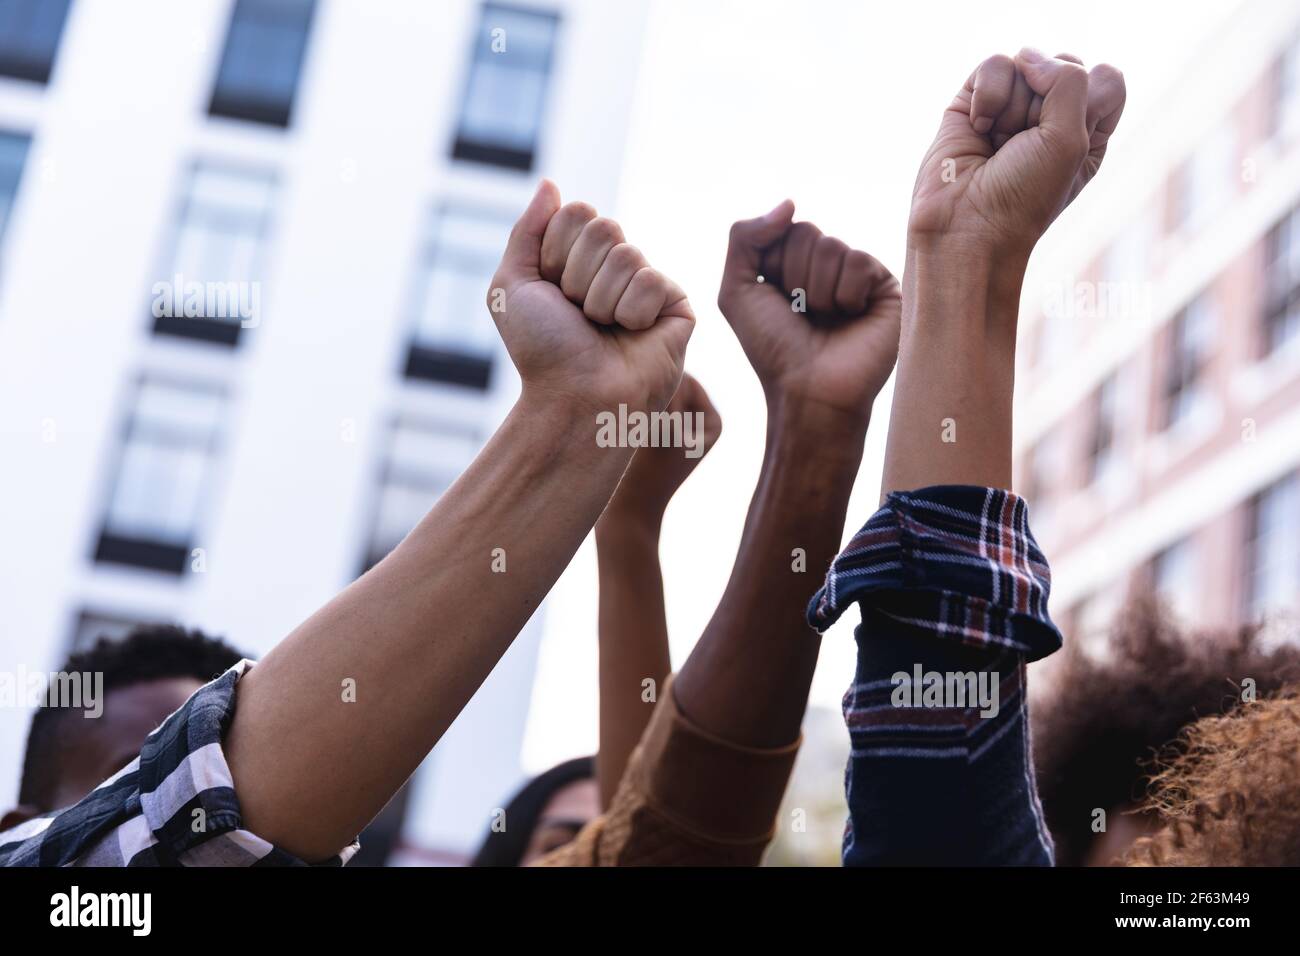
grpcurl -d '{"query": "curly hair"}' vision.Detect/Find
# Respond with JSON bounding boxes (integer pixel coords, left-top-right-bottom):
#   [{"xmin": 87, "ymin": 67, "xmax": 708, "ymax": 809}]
[
  {"xmin": 1031, "ymin": 598, "xmax": 1300, "ymax": 865},
  {"xmin": 19, "ymin": 624, "xmax": 244, "ymax": 810},
  {"xmin": 1125, "ymin": 686, "xmax": 1300, "ymax": 866}
]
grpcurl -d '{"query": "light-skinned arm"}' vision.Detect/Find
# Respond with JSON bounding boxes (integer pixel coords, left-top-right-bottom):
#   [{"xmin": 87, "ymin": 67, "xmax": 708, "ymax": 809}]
[{"xmin": 224, "ymin": 180, "xmax": 695, "ymax": 862}]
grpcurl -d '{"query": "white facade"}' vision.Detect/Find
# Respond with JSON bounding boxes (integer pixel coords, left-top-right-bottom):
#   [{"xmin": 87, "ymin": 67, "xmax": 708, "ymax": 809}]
[
  {"xmin": 1014, "ymin": 1, "xmax": 1300, "ymax": 638},
  {"xmin": 0, "ymin": 0, "xmax": 648, "ymax": 863}
]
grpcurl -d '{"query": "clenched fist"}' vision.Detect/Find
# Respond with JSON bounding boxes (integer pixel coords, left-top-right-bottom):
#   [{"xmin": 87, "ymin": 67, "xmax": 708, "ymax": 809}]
[
  {"xmin": 718, "ymin": 201, "xmax": 900, "ymax": 422},
  {"xmin": 909, "ymin": 49, "xmax": 1126, "ymax": 255},
  {"xmin": 600, "ymin": 373, "xmax": 722, "ymax": 529},
  {"xmin": 489, "ymin": 180, "xmax": 694, "ymax": 414}
]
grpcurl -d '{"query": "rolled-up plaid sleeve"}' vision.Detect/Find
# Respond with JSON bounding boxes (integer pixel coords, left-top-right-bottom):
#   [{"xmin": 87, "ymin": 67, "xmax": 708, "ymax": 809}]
[
  {"xmin": 0, "ymin": 661, "xmax": 359, "ymax": 867},
  {"xmin": 807, "ymin": 486, "xmax": 1062, "ymax": 866}
]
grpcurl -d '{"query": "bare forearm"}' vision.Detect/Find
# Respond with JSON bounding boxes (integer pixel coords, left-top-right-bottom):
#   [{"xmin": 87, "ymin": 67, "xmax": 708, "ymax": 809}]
[
  {"xmin": 880, "ymin": 242, "xmax": 1027, "ymax": 498},
  {"xmin": 673, "ymin": 397, "xmax": 866, "ymax": 748},
  {"xmin": 226, "ymin": 393, "xmax": 633, "ymax": 861},
  {"xmin": 594, "ymin": 517, "xmax": 671, "ymax": 809}
]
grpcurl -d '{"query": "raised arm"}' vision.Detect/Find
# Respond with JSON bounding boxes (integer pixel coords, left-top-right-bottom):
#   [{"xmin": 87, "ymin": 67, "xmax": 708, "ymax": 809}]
[
  {"xmin": 821, "ymin": 50, "xmax": 1126, "ymax": 866},
  {"xmin": 224, "ymin": 181, "xmax": 695, "ymax": 862},
  {"xmin": 538, "ymin": 204, "xmax": 901, "ymax": 866},
  {"xmin": 593, "ymin": 373, "xmax": 720, "ymax": 810}
]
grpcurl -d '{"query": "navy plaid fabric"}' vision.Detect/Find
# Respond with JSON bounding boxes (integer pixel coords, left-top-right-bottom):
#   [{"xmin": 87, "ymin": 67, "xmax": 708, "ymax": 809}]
[
  {"xmin": 0, "ymin": 662, "xmax": 359, "ymax": 867},
  {"xmin": 807, "ymin": 486, "xmax": 1062, "ymax": 866}
]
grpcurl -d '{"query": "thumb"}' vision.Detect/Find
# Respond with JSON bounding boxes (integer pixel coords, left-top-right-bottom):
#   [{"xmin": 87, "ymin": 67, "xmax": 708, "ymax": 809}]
[
  {"xmin": 720, "ymin": 200, "xmax": 795, "ymax": 296},
  {"xmin": 1015, "ymin": 48, "xmax": 1089, "ymax": 155},
  {"xmin": 498, "ymin": 179, "xmax": 561, "ymax": 284}
]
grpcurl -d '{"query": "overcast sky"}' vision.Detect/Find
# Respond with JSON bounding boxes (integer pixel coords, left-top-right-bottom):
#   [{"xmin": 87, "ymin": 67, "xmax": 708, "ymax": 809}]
[{"xmin": 523, "ymin": 0, "xmax": 1244, "ymax": 770}]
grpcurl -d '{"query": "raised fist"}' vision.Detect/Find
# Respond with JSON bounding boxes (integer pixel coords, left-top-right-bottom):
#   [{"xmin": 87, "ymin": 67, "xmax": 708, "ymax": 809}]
[
  {"xmin": 488, "ymin": 180, "xmax": 694, "ymax": 415},
  {"xmin": 909, "ymin": 49, "xmax": 1126, "ymax": 255},
  {"xmin": 601, "ymin": 373, "xmax": 722, "ymax": 528},
  {"xmin": 717, "ymin": 201, "xmax": 900, "ymax": 421}
]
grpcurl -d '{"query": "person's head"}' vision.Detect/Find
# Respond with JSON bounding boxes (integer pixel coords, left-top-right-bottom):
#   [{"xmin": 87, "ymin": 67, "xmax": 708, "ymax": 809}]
[
  {"xmin": 3, "ymin": 625, "xmax": 243, "ymax": 831},
  {"xmin": 470, "ymin": 756, "xmax": 598, "ymax": 866},
  {"xmin": 1032, "ymin": 599, "xmax": 1300, "ymax": 865},
  {"xmin": 1126, "ymin": 686, "xmax": 1300, "ymax": 865}
]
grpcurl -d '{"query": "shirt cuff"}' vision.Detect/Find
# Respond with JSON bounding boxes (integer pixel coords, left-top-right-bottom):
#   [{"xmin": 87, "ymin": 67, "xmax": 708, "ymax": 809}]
[
  {"xmin": 806, "ymin": 485, "xmax": 1062, "ymax": 662},
  {"xmin": 137, "ymin": 660, "xmax": 360, "ymax": 866},
  {"xmin": 632, "ymin": 676, "xmax": 801, "ymax": 846},
  {"xmin": 534, "ymin": 674, "xmax": 800, "ymax": 866}
]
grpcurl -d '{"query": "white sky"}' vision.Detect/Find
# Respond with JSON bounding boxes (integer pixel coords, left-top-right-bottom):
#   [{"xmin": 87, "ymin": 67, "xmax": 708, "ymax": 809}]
[{"xmin": 523, "ymin": 0, "xmax": 1244, "ymax": 770}]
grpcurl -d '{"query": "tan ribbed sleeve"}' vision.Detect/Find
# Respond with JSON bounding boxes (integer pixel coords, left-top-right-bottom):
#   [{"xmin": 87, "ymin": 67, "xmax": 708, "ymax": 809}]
[{"xmin": 534, "ymin": 675, "xmax": 800, "ymax": 866}]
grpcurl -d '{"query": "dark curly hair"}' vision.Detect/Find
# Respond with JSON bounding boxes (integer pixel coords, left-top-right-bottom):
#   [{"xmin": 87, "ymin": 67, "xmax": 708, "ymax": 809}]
[
  {"xmin": 19, "ymin": 624, "xmax": 244, "ymax": 810},
  {"xmin": 1126, "ymin": 686, "xmax": 1300, "ymax": 865},
  {"xmin": 1032, "ymin": 598, "xmax": 1300, "ymax": 865}
]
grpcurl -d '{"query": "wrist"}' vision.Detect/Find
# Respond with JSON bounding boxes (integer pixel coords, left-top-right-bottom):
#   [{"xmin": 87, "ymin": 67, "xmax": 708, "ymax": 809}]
[
  {"xmin": 511, "ymin": 388, "xmax": 635, "ymax": 474},
  {"xmin": 764, "ymin": 392, "xmax": 868, "ymax": 471},
  {"xmin": 905, "ymin": 218, "xmax": 1036, "ymax": 269},
  {"xmin": 902, "ymin": 240, "xmax": 1027, "ymax": 350},
  {"xmin": 596, "ymin": 499, "xmax": 664, "ymax": 540}
]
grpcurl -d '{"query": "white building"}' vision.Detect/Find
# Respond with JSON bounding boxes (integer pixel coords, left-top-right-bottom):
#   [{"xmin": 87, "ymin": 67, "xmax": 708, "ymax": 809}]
[{"xmin": 0, "ymin": 0, "xmax": 648, "ymax": 864}]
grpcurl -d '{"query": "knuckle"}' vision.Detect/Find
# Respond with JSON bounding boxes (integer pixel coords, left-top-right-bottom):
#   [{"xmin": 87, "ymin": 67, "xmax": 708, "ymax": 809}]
[
  {"xmin": 560, "ymin": 201, "xmax": 597, "ymax": 227},
  {"xmin": 584, "ymin": 216, "xmax": 624, "ymax": 245},
  {"xmin": 607, "ymin": 242, "xmax": 644, "ymax": 270},
  {"xmin": 787, "ymin": 221, "xmax": 821, "ymax": 244},
  {"xmin": 818, "ymin": 236, "xmax": 850, "ymax": 259},
  {"xmin": 983, "ymin": 53, "xmax": 1014, "ymax": 74}
]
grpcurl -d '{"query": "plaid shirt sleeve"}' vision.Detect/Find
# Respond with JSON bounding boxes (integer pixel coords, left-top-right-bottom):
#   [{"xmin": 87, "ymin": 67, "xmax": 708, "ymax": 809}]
[
  {"xmin": 807, "ymin": 486, "xmax": 1062, "ymax": 866},
  {"xmin": 0, "ymin": 661, "xmax": 360, "ymax": 867}
]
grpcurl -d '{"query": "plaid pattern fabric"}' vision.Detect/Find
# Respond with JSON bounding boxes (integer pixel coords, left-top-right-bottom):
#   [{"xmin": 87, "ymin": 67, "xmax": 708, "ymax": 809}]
[
  {"xmin": 807, "ymin": 486, "xmax": 1061, "ymax": 866},
  {"xmin": 808, "ymin": 485, "xmax": 1061, "ymax": 661},
  {"xmin": 0, "ymin": 661, "xmax": 359, "ymax": 867}
]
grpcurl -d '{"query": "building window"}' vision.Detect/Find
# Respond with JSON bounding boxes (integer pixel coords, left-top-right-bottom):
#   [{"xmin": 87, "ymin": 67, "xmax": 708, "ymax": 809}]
[
  {"xmin": 1022, "ymin": 429, "xmax": 1064, "ymax": 543},
  {"xmin": 1086, "ymin": 373, "xmax": 1119, "ymax": 483},
  {"xmin": 1263, "ymin": 205, "xmax": 1300, "ymax": 355},
  {"xmin": 404, "ymin": 205, "xmax": 511, "ymax": 388},
  {"xmin": 208, "ymin": 0, "xmax": 315, "ymax": 127},
  {"xmin": 361, "ymin": 419, "xmax": 480, "ymax": 572},
  {"xmin": 69, "ymin": 610, "xmax": 162, "ymax": 653},
  {"xmin": 95, "ymin": 378, "xmax": 225, "ymax": 575},
  {"xmin": 1273, "ymin": 31, "xmax": 1300, "ymax": 141},
  {"xmin": 1163, "ymin": 295, "xmax": 1215, "ymax": 429},
  {"xmin": 0, "ymin": 0, "xmax": 72, "ymax": 84},
  {"xmin": 0, "ymin": 130, "xmax": 29, "ymax": 243},
  {"xmin": 1248, "ymin": 472, "xmax": 1300, "ymax": 621},
  {"xmin": 1152, "ymin": 536, "xmax": 1198, "ymax": 622},
  {"xmin": 451, "ymin": 4, "xmax": 559, "ymax": 171},
  {"xmin": 153, "ymin": 163, "xmax": 276, "ymax": 346}
]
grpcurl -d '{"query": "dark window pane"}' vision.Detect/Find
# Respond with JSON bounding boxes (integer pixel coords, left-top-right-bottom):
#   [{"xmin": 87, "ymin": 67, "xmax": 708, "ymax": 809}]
[
  {"xmin": 404, "ymin": 205, "xmax": 509, "ymax": 388},
  {"xmin": 452, "ymin": 5, "xmax": 559, "ymax": 171},
  {"xmin": 0, "ymin": 0, "xmax": 72, "ymax": 84},
  {"xmin": 1163, "ymin": 296, "xmax": 1214, "ymax": 429},
  {"xmin": 1263, "ymin": 206, "xmax": 1300, "ymax": 355},
  {"xmin": 209, "ymin": 0, "xmax": 315, "ymax": 127},
  {"xmin": 361, "ymin": 420, "xmax": 479, "ymax": 571},
  {"xmin": 0, "ymin": 130, "xmax": 30, "ymax": 242},
  {"xmin": 1248, "ymin": 473, "xmax": 1300, "ymax": 621},
  {"xmin": 152, "ymin": 163, "xmax": 276, "ymax": 346},
  {"xmin": 96, "ymin": 379, "xmax": 224, "ymax": 574}
]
